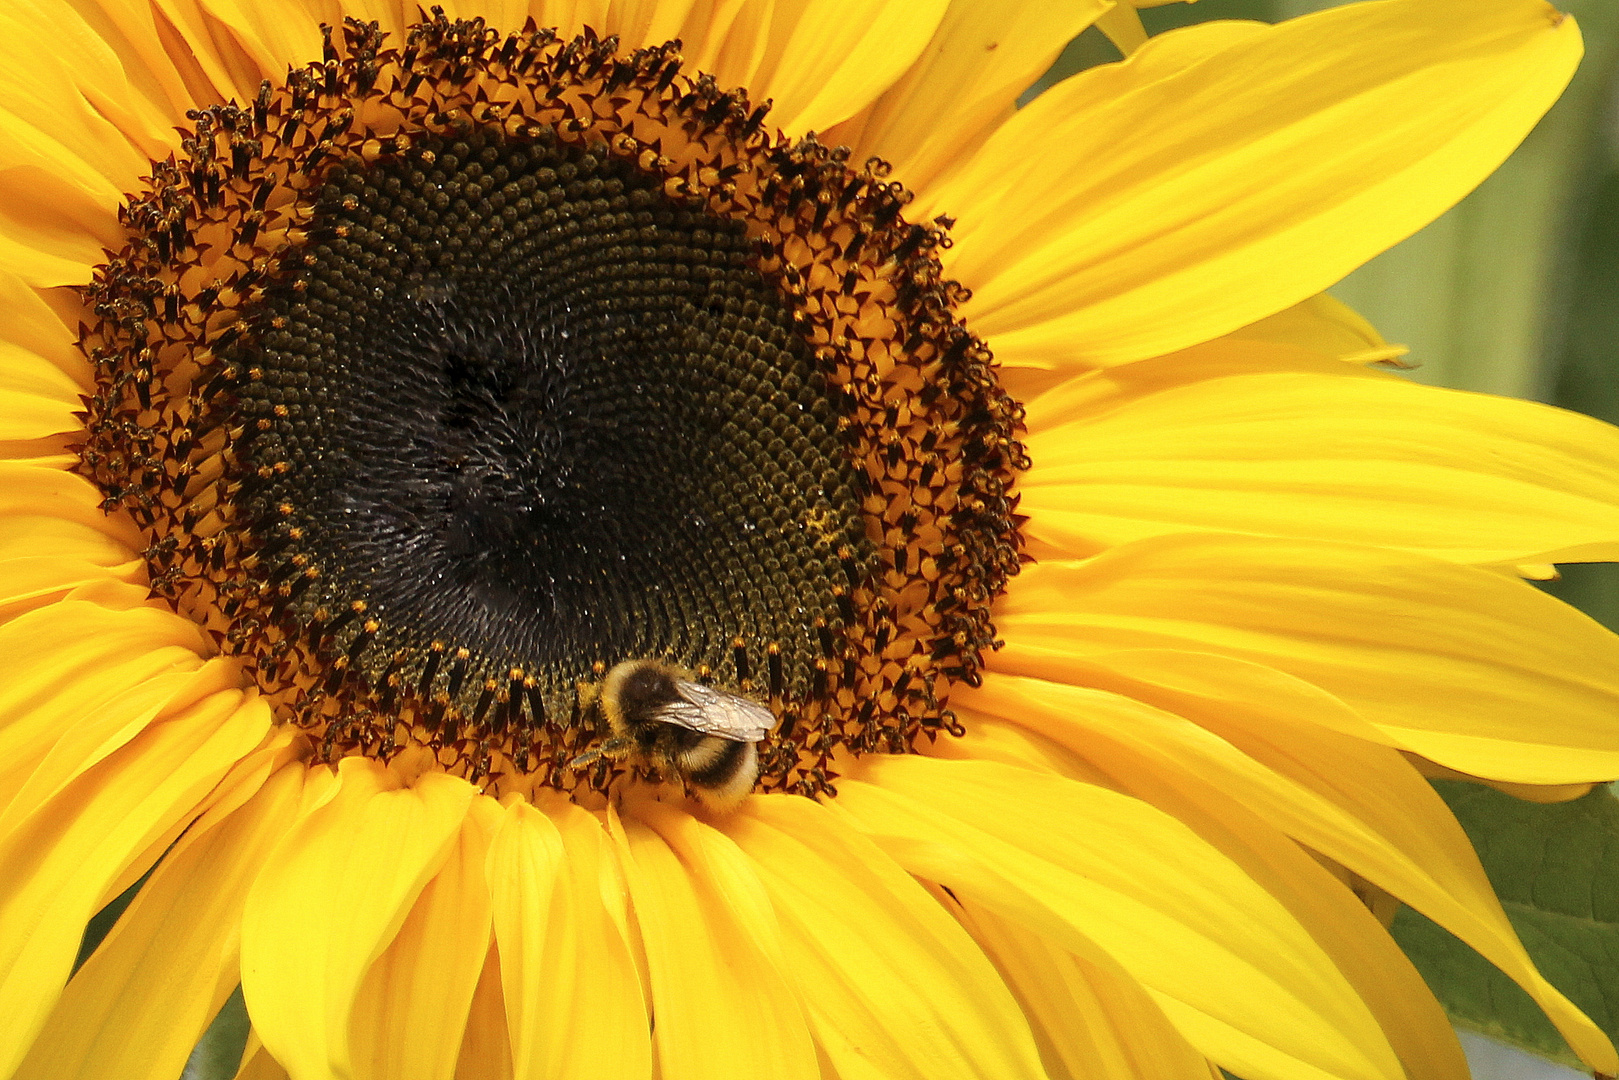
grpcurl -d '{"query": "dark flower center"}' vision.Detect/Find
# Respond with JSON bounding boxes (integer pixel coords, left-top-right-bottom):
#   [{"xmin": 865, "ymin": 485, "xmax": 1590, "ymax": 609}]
[{"xmin": 233, "ymin": 131, "xmax": 867, "ymax": 728}]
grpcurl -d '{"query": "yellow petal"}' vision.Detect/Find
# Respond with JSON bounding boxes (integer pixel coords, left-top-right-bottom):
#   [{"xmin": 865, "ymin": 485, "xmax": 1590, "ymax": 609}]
[
  {"xmin": 146, "ymin": 0, "xmax": 294, "ymax": 107},
  {"xmin": 0, "ymin": 691, "xmax": 268, "ymax": 1078},
  {"xmin": 14, "ymin": 759, "xmax": 305, "ymax": 1080},
  {"xmin": 833, "ymin": 755, "xmax": 1405, "ymax": 1080},
  {"xmin": 488, "ymin": 796, "xmax": 650, "ymax": 1080},
  {"xmin": 986, "ymin": 647, "xmax": 1616, "ymax": 1072},
  {"xmin": 240, "ymin": 757, "xmax": 476, "ymax": 1080},
  {"xmin": 724, "ymin": 793, "xmax": 1048, "ymax": 1080},
  {"xmin": 1021, "ymin": 346, "xmax": 1619, "ymax": 564},
  {"xmin": 0, "ymin": 0, "xmax": 180, "ymax": 166},
  {"xmin": 0, "ymin": 462, "xmax": 144, "ymax": 557},
  {"xmin": 678, "ymin": 0, "xmax": 952, "ymax": 136},
  {"xmin": 1094, "ymin": 4, "xmax": 1148, "ymax": 55},
  {"xmin": 0, "ymin": 268, "xmax": 93, "ymax": 393},
  {"xmin": 949, "ymin": 895, "xmax": 1213, "ymax": 1080},
  {"xmin": 955, "ymin": 677, "xmax": 1473, "ymax": 1080},
  {"xmin": 0, "ymin": 595, "xmax": 212, "ymax": 820},
  {"xmin": 0, "ymin": 554, "xmax": 144, "ymax": 620},
  {"xmin": 0, "ymin": 354, "xmax": 81, "ymax": 438},
  {"xmin": 454, "ymin": 942, "xmax": 514, "ymax": 1080},
  {"xmin": 350, "ymin": 796, "xmax": 499, "ymax": 1080},
  {"xmin": 612, "ymin": 797, "xmax": 818, "ymax": 1080},
  {"xmin": 0, "ymin": 655, "xmax": 243, "ymax": 849},
  {"xmin": 236, "ymin": 1035, "xmax": 291, "ymax": 1080},
  {"xmin": 825, "ymin": 0, "xmax": 1108, "ymax": 198},
  {"xmin": 933, "ymin": 0, "xmax": 1580, "ymax": 369},
  {"xmin": 1224, "ymin": 294, "xmax": 1408, "ymax": 366},
  {"xmin": 997, "ymin": 536, "xmax": 1619, "ymax": 783}
]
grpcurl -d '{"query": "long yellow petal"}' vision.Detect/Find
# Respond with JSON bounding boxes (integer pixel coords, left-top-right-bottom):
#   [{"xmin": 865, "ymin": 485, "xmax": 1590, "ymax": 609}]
[
  {"xmin": 949, "ymin": 895, "xmax": 1213, "ymax": 1080},
  {"xmin": 349, "ymin": 796, "xmax": 498, "ymax": 1080},
  {"xmin": 824, "ymin": 0, "xmax": 1107, "ymax": 198},
  {"xmin": 240, "ymin": 757, "xmax": 475, "ymax": 1080},
  {"xmin": 150, "ymin": 0, "xmax": 294, "ymax": 106},
  {"xmin": 996, "ymin": 536, "xmax": 1619, "ymax": 783},
  {"xmin": 932, "ymin": 0, "xmax": 1579, "ymax": 369},
  {"xmin": 953, "ymin": 677, "xmax": 1474, "ymax": 1080},
  {"xmin": 236, "ymin": 1036, "xmax": 292, "ymax": 1080},
  {"xmin": 612, "ymin": 797, "xmax": 817, "ymax": 1080},
  {"xmin": 0, "ymin": 655, "xmax": 242, "ymax": 850},
  {"xmin": 832, "ymin": 755, "xmax": 1405, "ymax": 1080},
  {"xmin": 13, "ymin": 759, "xmax": 305, "ymax": 1080},
  {"xmin": 0, "ymin": 340, "xmax": 81, "ymax": 437},
  {"xmin": 0, "ymin": 691, "xmax": 268, "ymax": 1078},
  {"xmin": 1223, "ymin": 294, "xmax": 1407, "ymax": 366},
  {"xmin": 454, "ymin": 943, "xmax": 514, "ymax": 1080},
  {"xmin": 678, "ymin": 0, "xmax": 951, "ymax": 136},
  {"xmin": 488, "ymin": 797, "xmax": 650, "ymax": 1080},
  {"xmin": 0, "ymin": 462, "xmax": 144, "ymax": 557},
  {"xmin": 988, "ymin": 647, "xmax": 1616, "ymax": 1072},
  {"xmin": 1021, "ymin": 346, "xmax": 1619, "ymax": 564},
  {"xmin": 0, "ymin": 595, "xmax": 213, "ymax": 819},
  {"xmin": 0, "ymin": 1, "xmax": 180, "ymax": 163},
  {"xmin": 724, "ymin": 793, "xmax": 1048, "ymax": 1080}
]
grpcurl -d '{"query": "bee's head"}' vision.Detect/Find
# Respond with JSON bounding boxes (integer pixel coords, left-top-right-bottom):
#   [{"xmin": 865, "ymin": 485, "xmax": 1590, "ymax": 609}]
[{"xmin": 600, "ymin": 659, "xmax": 683, "ymax": 735}]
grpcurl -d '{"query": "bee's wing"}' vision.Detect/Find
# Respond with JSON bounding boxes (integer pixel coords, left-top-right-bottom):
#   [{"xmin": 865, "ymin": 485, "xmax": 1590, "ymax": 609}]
[{"xmin": 658, "ymin": 681, "xmax": 775, "ymax": 741}]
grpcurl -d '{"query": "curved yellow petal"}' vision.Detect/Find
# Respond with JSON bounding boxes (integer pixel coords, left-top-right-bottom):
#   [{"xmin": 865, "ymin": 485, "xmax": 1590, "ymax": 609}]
[
  {"xmin": 0, "ymin": 554, "xmax": 144, "ymax": 620},
  {"xmin": 987, "ymin": 646, "xmax": 1617, "ymax": 1072},
  {"xmin": 0, "ymin": 656, "xmax": 242, "ymax": 840},
  {"xmin": 612, "ymin": 798, "xmax": 817, "ymax": 1080},
  {"xmin": 0, "ymin": 595, "xmax": 211, "ymax": 816},
  {"xmin": 725, "ymin": 793, "xmax": 1048, "ymax": 1080},
  {"xmin": 0, "ymin": 270, "xmax": 92, "ymax": 393},
  {"xmin": 832, "ymin": 755, "xmax": 1405, "ymax": 1080},
  {"xmin": 454, "ymin": 942, "xmax": 514, "ymax": 1080},
  {"xmin": 13, "ymin": 759, "xmax": 305, "ymax": 1080},
  {"xmin": 240, "ymin": 758, "xmax": 476, "ymax": 1080},
  {"xmin": 997, "ymin": 536, "xmax": 1619, "ymax": 784},
  {"xmin": 953, "ymin": 677, "xmax": 1477, "ymax": 1080},
  {"xmin": 0, "ymin": 1, "xmax": 182, "ymax": 163},
  {"xmin": 1021, "ymin": 346, "xmax": 1619, "ymax": 564},
  {"xmin": 1224, "ymin": 294, "xmax": 1408, "ymax": 366},
  {"xmin": 934, "ymin": 0, "xmax": 1579, "ymax": 369},
  {"xmin": 487, "ymin": 796, "xmax": 650, "ymax": 1080},
  {"xmin": 151, "ymin": 0, "xmax": 299, "ymax": 106},
  {"xmin": 0, "ymin": 690, "xmax": 268, "ymax": 1079},
  {"xmin": 236, "ymin": 1035, "xmax": 292, "ymax": 1080},
  {"xmin": 0, "ymin": 347, "xmax": 81, "ymax": 438},
  {"xmin": 949, "ymin": 895, "xmax": 1214, "ymax": 1080},
  {"xmin": 350, "ymin": 796, "xmax": 498, "ymax": 1080},
  {"xmin": 70, "ymin": 0, "xmax": 243, "ymax": 130},
  {"xmin": 0, "ymin": 2, "xmax": 189, "ymax": 290},
  {"xmin": 0, "ymin": 462, "xmax": 144, "ymax": 557},
  {"xmin": 678, "ymin": 0, "xmax": 951, "ymax": 136},
  {"xmin": 1094, "ymin": 4, "xmax": 1148, "ymax": 55},
  {"xmin": 825, "ymin": 0, "xmax": 1107, "ymax": 199}
]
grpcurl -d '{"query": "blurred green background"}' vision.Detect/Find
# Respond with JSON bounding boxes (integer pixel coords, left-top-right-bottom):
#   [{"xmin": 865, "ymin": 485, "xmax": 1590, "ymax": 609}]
[{"xmin": 1033, "ymin": 0, "xmax": 1619, "ymax": 628}]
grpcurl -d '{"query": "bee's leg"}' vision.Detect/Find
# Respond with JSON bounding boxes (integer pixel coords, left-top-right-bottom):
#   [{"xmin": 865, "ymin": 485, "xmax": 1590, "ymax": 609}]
[{"xmin": 567, "ymin": 734, "xmax": 632, "ymax": 772}]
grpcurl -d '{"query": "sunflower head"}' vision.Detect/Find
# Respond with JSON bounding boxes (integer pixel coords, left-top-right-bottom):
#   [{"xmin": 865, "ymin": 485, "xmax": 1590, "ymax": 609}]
[{"xmin": 73, "ymin": 12, "xmax": 1026, "ymax": 802}]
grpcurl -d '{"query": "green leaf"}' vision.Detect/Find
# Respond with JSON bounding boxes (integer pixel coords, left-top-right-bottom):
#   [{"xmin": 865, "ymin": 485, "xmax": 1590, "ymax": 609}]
[
  {"xmin": 181, "ymin": 985, "xmax": 250, "ymax": 1080},
  {"xmin": 1392, "ymin": 780, "xmax": 1619, "ymax": 1068}
]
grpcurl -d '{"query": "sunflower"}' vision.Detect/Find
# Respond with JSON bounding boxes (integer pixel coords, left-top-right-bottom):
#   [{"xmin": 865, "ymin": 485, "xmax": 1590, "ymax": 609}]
[{"xmin": 2, "ymin": 0, "xmax": 1616, "ymax": 1078}]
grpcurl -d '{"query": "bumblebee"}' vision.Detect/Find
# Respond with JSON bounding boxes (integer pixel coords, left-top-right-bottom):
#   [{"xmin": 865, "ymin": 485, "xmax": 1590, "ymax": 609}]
[{"xmin": 570, "ymin": 659, "xmax": 776, "ymax": 809}]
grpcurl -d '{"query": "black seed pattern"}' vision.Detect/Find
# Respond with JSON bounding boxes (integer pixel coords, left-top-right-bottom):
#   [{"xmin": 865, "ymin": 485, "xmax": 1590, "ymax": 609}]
[{"xmin": 229, "ymin": 130, "xmax": 868, "ymax": 718}]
